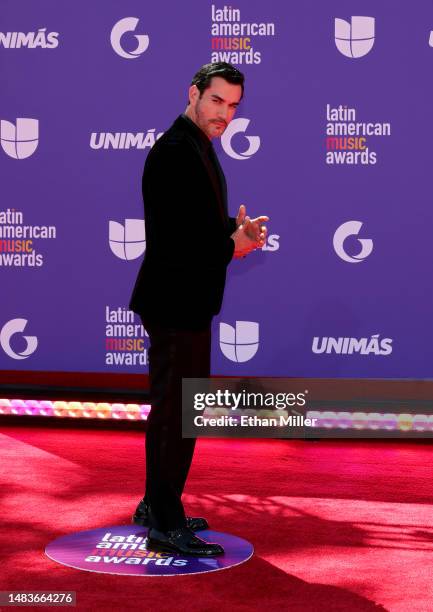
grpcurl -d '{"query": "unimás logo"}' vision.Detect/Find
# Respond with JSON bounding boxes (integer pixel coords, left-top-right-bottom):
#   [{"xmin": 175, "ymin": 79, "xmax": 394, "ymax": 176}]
[
  {"xmin": 0, "ymin": 118, "xmax": 39, "ymax": 159},
  {"xmin": 90, "ymin": 129, "xmax": 162, "ymax": 150},
  {"xmin": 0, "ymin": 28, "xmax": 59, "ymax": 49},
  {"xmin": 219, "ymin": 321, "xmax": 259, "ymax": 362},
  {"xmin": 333, "ymin": 221, "xmax": 373, "ymax": 263},
  {"xmin": 335, "ymin": 17, "xmax": 375, "ymax": 58},
  {"xmin": 312, "ymin": 335, "xmax": 392, "ymax": 356},
  {"xmin": 0, "ymin": 318, "xmax": 38, "ymax": 360},
  {"xmin": 110, "ymin": 17, "xmax": 149, "ymax": 59},
  {"xmin": 221, "ymin": 118, "xmax": 260, "ymax": 160},
  {"xmin": 109, "ymin": 219, "xmax": 145, "ymax": 261}
]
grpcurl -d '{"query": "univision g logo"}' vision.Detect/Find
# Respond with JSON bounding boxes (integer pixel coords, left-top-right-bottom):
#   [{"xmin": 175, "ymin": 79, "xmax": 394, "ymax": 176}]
[
  {"xmin": 219, "ymin": 321, "xmax": 259, "ymax": 362},
  {"xmin": 0, "ymin": 118, "xmax": 39, "ymax": 159},
  {"xmin": 110, "ymin": 17, "xmax": 149, "ymax": 59},
  {"xmin": 0, "ymin": 319, "xmax": 38, "ymax": 360},
  {"xmin": 109, "ymin": 219, "xmax": 145, "ymax": 261},
  {"xmin": 333, "ymin": 221, "xmax": 373, "ymax": 263},
  {"xmin": 335, "ymin": 17, "xmax": 375, "ymax": 59},
  {"xmin": 221, "ymin": 118, "xmax": 260, "ymax": 160}
]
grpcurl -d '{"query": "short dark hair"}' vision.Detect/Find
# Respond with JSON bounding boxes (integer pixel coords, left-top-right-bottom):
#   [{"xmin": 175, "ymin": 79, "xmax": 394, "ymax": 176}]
[{"xmin": 190, "ymin": 62, "xmax": 245, "ymax": 100}]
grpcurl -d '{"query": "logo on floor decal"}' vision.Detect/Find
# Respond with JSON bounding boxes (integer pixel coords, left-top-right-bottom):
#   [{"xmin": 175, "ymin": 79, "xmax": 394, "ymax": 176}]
[{"xmin": 45, "ymin": 525, "xmax": 253, "ymax": 576}]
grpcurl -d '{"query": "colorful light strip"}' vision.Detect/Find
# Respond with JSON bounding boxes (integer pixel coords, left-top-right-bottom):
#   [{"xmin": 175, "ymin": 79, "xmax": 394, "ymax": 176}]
[
  {"xmin": 0, "ymin": 399, "xmax": 151, "ymax": 420},
  {"xmin": 306, "ymin": 411, "xmax": 433, "ymax": 432},
  {"xmin": 1, "ymin": 400, "xmax": 431, "ymax": 431}
]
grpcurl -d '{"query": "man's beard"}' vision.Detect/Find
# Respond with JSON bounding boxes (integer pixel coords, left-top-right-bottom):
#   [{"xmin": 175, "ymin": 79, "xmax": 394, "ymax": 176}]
[{"xmin": 196, "ymin": 103, "xmax": 226, "ymax": 137}]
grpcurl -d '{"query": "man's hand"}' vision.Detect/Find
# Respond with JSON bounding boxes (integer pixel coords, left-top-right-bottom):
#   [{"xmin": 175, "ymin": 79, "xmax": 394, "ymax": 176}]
[
  {"xmin": 231, "ymin": 222, "xmax": 256, "ymax": 259},
  {"xmin": 236, "ymin": 204, "xmax": 247, "ymax": 228},
  {"xmin": 235, "ymin": 204, "xmax": 269, "ymax": 251}
]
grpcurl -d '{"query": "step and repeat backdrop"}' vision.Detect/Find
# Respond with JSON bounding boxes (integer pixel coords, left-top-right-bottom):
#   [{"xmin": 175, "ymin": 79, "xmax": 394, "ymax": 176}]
[{"xmin": 1, "ymin": 1, "xmax": 432, "ymax": 380}]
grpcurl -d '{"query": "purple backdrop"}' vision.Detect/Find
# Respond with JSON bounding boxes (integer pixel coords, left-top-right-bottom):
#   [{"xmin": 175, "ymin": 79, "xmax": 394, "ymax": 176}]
[{"xmin": 1, "ymin": 0, "xmax": 432, "ymax": 379}]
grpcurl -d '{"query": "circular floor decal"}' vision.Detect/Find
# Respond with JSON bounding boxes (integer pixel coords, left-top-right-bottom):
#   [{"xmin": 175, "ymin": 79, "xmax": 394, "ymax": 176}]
[{"xmin": 45, "ymin": 526, "xmax": 253, "ymax": 576}]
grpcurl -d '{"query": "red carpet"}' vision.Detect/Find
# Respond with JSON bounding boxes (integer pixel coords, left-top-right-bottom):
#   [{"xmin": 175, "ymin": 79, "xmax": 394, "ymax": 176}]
[{"xmin": 2, "ymin": 425, "xmax": 433, "ymax": 611}]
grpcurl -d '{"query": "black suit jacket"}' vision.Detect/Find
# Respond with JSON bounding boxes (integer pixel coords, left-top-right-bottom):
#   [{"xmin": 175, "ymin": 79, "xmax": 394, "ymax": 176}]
[{"xmin": 129, "ymin": 115, "xmax": 236, "ymax": 329}]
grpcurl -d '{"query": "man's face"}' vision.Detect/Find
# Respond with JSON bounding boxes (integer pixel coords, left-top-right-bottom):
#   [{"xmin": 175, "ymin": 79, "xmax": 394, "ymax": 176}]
[{"xmin": 191, "ymin": 76, "xmax": 242, "ymax": 139}]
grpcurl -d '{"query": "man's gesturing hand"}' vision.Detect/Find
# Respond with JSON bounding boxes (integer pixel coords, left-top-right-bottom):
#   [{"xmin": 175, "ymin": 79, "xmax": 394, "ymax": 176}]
[
  {"xmin": 233, "ymin": 204, "xmax": 269, "ymax": 257},
  {"xmin": 231, "ymin": 205, "xmax": 270, "ymax": 259},
  {"xmin": 231, "ymin": 220, "xmax": 256, "ymax": 259}
]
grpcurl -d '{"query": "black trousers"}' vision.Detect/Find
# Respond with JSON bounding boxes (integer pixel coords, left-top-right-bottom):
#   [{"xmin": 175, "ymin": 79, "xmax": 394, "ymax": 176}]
[{"xmin": 142, "ymin": 321, "xmax": 211, "ymax": 531}]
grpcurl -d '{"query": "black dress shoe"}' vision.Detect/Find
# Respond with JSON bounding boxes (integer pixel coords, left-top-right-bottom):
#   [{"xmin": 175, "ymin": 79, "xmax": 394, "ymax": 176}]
[
  {"xmin": 132, "ymin": 498, "xmax": 209, "ymax": 532},
  {"xmin": 146, "ymin": 526, "xmax": 224, "ymax": 556}
]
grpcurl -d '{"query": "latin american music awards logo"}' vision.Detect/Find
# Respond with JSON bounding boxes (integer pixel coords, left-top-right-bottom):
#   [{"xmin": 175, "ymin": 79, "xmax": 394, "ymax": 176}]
[
  {"xmin": 210, "ymin": 5, "xmax": 276, "ymax": 65},
  {"xmin": 0, "ymin": 208, "xmax": 57, "ymax": 267},
  {"xmin": 45, "ymin": 525, "xmax": 253, "ymax": 576}
]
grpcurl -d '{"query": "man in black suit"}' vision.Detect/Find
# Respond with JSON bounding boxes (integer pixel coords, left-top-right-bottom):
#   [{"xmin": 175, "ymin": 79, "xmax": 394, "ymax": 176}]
[{"xmin": 129, "ymin": 63, "xmax": 268, "ymax": 556}]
